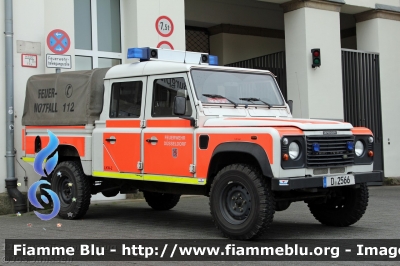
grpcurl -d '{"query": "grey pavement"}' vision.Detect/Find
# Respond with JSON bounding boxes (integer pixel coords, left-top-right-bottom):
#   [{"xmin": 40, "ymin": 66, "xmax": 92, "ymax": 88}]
[{"xmin": 0, "ymin": 186, "xmax": 399, "ymax": 266}]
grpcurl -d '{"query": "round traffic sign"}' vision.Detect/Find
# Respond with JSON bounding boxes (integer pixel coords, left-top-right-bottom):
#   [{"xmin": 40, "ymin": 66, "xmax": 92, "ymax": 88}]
[
  {"xmin": 157, "ymin": 41, "xmax": 174, "ymax": 50},
  {"xmin": 47, "ymin": 29, "xmax": 71, "ymax": 55},
  {"xmin": 155, "ymin": 16, "xmax": 174, "ymax": 37}
]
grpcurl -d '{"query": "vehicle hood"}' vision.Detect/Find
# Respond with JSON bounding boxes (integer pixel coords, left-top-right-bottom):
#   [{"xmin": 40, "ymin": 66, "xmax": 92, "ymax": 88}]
[{"xmin": 203, "ymin": 117, "xmax": 353, "ymax": 131}]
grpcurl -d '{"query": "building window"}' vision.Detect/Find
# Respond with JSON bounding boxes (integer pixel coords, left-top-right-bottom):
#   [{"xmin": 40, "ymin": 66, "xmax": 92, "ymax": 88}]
[
  {"xmin": 185, "ymin": 26, "xmax": 210, "ymax": 53},
  {"xmin": 74, "ymin": 0, "xmax": 122, "ymax": 70}
]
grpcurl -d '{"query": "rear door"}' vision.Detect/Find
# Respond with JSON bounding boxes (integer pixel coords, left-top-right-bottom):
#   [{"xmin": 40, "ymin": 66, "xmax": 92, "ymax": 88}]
[
  {"xmin": 142, "ymin": 73, "xmax": 195, "ymax": 178},
  {"xmin": 102, "ymin": 77, "xmax": 146, "ymax": 174}
]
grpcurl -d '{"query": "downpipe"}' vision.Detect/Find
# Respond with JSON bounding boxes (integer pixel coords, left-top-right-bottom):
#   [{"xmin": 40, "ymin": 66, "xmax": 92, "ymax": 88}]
[{"xmin": 4, "ymin": 0, "xmax": 27, "ymax": 213}]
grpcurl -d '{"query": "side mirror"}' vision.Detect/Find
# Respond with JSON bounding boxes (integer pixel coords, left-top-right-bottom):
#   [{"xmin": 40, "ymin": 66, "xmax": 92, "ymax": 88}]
[
  {"xmin": 174, "ymin": 96, "xmax": 186, "ymax": 115},
  {"xmin": 288, "ymin": 100, "xmax": 293, "ymax": 114}
]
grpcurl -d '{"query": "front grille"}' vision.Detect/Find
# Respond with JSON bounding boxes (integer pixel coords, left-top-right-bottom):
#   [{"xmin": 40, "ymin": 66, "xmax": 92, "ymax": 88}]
[{"xmin": 306, "ymin": 135, "xmax": 355, "ymax": 168}]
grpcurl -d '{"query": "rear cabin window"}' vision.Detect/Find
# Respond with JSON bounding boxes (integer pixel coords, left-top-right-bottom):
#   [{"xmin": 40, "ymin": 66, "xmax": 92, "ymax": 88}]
[
  {"xmin": 151, "ymin": 77, "xmax": 192, "ymax": 117},
  {"xmin": 110, "ymin": 81, "xmax": 143, "ymax": 118}
]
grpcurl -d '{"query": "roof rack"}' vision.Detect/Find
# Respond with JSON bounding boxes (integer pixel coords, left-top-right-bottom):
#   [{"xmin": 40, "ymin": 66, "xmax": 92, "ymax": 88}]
[{"xmin": 127, "ymin": 47, "xmax": 218, "ymax": 65}]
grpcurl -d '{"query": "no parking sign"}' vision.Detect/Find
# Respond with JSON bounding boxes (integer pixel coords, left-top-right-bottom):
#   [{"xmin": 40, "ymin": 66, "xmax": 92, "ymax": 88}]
[{"xmin": 47, "ymin": 29, "xmax": 70, "ymax": 55}]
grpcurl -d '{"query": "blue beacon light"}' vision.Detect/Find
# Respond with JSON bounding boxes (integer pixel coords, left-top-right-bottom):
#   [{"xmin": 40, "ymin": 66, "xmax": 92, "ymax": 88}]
[
  {"xmin": 312, "ymin": 143, "xmax": 320, "ymax": 152},
  {"xmin": 127, "ymin": 47, "xmax": 150, "ymax": 60},
  {"xmin": 347, "ymin": 141, "xmax": 354, "ymax": 151},
  {"xmin": 209, "ymin": 55, "xmax": 219, "ymax": 66}
]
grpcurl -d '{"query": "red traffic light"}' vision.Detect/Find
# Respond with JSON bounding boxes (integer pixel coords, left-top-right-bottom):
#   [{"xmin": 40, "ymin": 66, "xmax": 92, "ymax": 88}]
[{"xmin": 311, "ymin": 48, "xmax": 321, "ymax": 68}]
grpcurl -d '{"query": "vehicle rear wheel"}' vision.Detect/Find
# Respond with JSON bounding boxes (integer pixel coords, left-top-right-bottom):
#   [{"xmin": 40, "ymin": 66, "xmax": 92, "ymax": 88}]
[
  {"xmin": 51, "ymin": 161, "xmax": 91, "ymax": 219},
  {"xmin": 209, "ymin": 164, "xmax": 275, "ymax": 240},
  {"xmin": 307, "ymin": 183, "xmax": 369, "ymax": 226},
  {"xmin": 143, "ymin": 191, "xmax": 181, "ymax": 210}
]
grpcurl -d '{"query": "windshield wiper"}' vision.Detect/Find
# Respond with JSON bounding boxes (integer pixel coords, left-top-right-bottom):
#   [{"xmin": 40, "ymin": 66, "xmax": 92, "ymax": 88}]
[
  {"xmin": 239, "ymin": 97, "xmax": 272, "ymax": 109},
  {"xmin": 202, "ymin": 94, "xmax": 238, "ymax": 108}
]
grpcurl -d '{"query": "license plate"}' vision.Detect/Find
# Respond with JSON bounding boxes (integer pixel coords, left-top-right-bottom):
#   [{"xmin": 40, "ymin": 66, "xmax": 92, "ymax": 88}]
[{"xmin": 323, "ymin": 174, "xmax": 355, "ymax": 188}]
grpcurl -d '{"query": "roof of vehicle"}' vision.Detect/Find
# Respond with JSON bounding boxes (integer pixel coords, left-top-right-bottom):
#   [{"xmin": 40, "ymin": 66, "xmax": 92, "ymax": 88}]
[{"xmin": 104, "ymin": 60, "xmax": 273, "ymax": 80}]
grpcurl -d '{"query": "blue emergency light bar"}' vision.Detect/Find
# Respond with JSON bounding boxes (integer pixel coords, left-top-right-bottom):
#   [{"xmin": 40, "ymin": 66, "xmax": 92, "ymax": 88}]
[
  {"xmin": 127, "ymin": 48, "xmax": 150, "ymax": 60},
  {"xmin": 127, "ymin": 47, "xmax": 219, "ymax": 66},
  {"xmin": 209, "ymin": 55, "xmax": 218, "ymax": 66}
]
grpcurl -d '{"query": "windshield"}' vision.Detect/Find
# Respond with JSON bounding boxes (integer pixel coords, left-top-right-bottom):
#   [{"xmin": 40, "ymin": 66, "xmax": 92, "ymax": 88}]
[{"xmin": 190, "ymin": 69, "xmax": 285, "ymax": 106}]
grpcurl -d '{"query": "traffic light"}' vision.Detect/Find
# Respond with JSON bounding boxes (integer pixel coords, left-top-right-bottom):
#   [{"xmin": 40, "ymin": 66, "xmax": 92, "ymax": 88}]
[{"xmin": 311, "ymin": 49, "xmax": 321, "ymax": 68}]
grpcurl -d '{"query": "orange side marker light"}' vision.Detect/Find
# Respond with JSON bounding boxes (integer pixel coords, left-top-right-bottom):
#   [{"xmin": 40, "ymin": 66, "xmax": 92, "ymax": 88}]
[
  {"xmin": 368, "ymin": 151, "xmax": 374, "ymax": 157},
  {"xmin": 283, "ymin": 154, "xmax": 289, "ymax": 161}
]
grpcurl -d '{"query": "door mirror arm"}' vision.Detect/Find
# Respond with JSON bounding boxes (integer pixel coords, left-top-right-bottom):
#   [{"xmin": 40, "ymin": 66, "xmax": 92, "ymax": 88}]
[{"xmin": 179, "ymin": 116, "xmax": 196, "ymax": 127}]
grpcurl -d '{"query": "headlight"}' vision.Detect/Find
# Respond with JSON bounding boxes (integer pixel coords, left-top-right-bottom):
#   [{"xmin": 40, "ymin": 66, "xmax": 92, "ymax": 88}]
[
  {"xmin": 289, "ymin": 142, "xmax": 300, "ymax": 159},
  {"xmin": 355, "ymin": 140, "xmax": 365, "ymax": 157}
]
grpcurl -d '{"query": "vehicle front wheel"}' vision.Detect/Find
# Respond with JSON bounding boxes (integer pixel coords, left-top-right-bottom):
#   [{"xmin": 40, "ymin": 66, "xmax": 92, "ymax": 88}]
[
  {"xmin": 307, "ymin": 183, "xmax": 369, "ymax": 226},
  {"xmin": 51, "ymin": 161, "xmax": 91, "ymax": 219},
  {"xmin": 209, "ymin": 164, "xmax": 275, "ymax": 240},
  {"xmin": 143, "ymin": 191, "xmax": 181, "ymax": 211}
]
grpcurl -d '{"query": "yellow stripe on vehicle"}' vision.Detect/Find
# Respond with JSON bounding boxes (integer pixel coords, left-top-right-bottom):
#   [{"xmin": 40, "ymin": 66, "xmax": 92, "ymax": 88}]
[
  {"xmin": 143, "ymin": 175, "xmax": 206, "ymax": 185},
  {"xmin": 22, "ymin": 157, "xmax": 35, "ymax": 163},
  {"xmin": 92, "ymin": 171, "xmax": 207, "ymax": 185},
  {"xmin": 92, "ymin": 171, "xmax": 143, "ymax": 180}
]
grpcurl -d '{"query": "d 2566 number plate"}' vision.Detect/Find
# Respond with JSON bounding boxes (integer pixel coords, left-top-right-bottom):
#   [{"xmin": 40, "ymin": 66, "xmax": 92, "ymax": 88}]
[{"xmin": 323, "ymin": 174, "xmax": 355, "ymax": 188}]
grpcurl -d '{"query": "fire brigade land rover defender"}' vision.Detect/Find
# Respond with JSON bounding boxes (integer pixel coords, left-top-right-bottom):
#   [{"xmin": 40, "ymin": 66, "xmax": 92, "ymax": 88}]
[{"xmin": 22, "ymin": 48, "xmax": 382, "ymax": 240}]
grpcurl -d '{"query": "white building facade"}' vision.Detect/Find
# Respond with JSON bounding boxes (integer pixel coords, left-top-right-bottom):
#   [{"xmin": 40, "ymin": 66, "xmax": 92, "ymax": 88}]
[{"xmin": 1, "ymin": 0, "xmax": 399, "ymax": 208}]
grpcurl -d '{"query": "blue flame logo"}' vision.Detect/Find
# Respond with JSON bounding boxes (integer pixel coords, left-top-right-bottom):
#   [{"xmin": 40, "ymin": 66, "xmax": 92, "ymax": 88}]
[{"xmin": 28, "ymin": 130, "xmax": 61, "ymax": 221}]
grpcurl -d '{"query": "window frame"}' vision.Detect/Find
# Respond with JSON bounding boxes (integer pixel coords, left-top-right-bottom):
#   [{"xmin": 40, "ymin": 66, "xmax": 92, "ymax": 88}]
[
  {"xmin": 75, "ymin": 0, "xmax": 123, "ymax": 69},
  {"xmin": 151, "ymin": 77, "xmax": 192, "ymax": 118},
  {"xmin": 109, "ymin": 77, "xmax": 147, "ymax": 120},
  {"xmin": 190, "ymin": 68, "xmax": 286, "ymax": 107}
]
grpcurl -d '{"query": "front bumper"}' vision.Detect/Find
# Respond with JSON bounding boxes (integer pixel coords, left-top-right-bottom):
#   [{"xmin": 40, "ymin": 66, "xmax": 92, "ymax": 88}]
[{"xmin": 271, "ymin": 171, "xmax": 383, "ymax": 191}]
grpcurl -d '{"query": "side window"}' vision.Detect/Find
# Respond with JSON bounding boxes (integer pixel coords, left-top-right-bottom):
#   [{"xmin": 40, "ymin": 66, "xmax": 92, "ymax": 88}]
[
  {"xmin": 110, "ymin": 81, "xmax": 142, "ymax": 118},
  {"xmin": 151, "ymin": 77, "xmax": 192, "ymax": 117}
]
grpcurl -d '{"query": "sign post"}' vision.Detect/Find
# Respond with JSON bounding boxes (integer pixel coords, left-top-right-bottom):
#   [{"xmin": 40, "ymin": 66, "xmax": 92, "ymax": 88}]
[{"xmin": 46, "ymin": 29, "xmax": 71, "ymax": 73}]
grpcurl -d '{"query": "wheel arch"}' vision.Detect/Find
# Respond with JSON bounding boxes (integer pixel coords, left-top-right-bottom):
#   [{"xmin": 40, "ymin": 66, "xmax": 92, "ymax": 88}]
[
  {"xmin": 206, "ymin": 142, "xmax": 274, "ymax": 187},
  {"xmin": 57, "ymin": 144, "xmax": 80, "ymax": 159},
  {"xmin": 56, "ymin": 145, "xmax": 91, "ymax": 176}
]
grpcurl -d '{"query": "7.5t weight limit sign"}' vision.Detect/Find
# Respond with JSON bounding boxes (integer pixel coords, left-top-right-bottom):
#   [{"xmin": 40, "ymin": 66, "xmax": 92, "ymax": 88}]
[{"xmin": 155, "ymin": 16, "xmax": 174, "ymax": 37}]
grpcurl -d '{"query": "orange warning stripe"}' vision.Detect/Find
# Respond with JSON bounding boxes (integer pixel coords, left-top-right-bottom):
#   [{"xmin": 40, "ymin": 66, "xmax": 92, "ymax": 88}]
[
  {"xmin": 25, "ymin": 136, "xmax": 86, "ymax": 156},
  {"xmin": 196, "ymin": 133, "xmax": 274, "ymax": 178},
  {"xmin": 106, "ymin": 120, "xmax": 141, "ymax": 128},
  {"xmin": 351, "ymin": 127, "xmax": 373, "ymax": 135},
  {"xmin": 147, "ymin": 119, "xmax": 191, "ymax": 127},
  {"xmin": 25, "ymin": 126, "xmax": 86, "ymax": 129},
  {"xmin": 272, "ymin": 127, "xmax": 304, "ymax": 137},
  {"xmin": 22, "ymin": 129, "xmax": 25, "ymax": 151}
]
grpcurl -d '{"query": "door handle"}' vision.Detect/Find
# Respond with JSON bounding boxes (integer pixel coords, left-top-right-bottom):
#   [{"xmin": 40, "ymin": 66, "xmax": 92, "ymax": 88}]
[
  {"xmin": 105, "ymin": 138, "xmax": 116, "ymax": 142},
  {"xmin": 146, "ymin": 139, "xmax": 158, "ymax": 143}
]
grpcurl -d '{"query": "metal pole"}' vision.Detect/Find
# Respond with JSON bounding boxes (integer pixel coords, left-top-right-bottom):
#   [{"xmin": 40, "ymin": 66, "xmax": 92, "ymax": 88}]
[
  {"xmin": 4, "ymin": 0, "xmax": 26, "ymax": 213},
  {"xmin": 5, "ymin": 0, "xmax": 15, "ymax": 182}
]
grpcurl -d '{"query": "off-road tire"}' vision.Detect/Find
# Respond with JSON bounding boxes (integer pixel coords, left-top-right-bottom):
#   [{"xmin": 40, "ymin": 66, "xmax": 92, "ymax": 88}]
[
  {"xmin": 209, "ymin": 164, "xmax": 275, "ymax": 240},
  {"xmin": 308, "ymin": 183, "xmax": 369, "ymax": 226},
  {"xmin": 51, "ymin": 161, "xmax": 91, "ymax": 219},
  {"xmin": 143, "ymin": 191, "xmax": 181, "ymax": 210}
]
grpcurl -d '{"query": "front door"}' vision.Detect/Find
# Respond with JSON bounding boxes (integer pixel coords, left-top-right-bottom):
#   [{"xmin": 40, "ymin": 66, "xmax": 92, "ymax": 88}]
[
  {"xmin": 102, "ymin": 77, "xmax": 146, "ymax": 174},
  {"xmin": 142, "ymin": 74, "xmax": 195, "ymax": 178}
]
